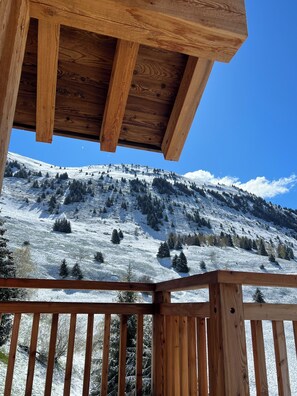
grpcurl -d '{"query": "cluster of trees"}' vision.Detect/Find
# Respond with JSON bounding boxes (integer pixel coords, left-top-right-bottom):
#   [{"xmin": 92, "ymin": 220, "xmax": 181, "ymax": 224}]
[
  {"xmin": 53, "ymin": 218, "xmax": 72, "ymax": 233},
  {"xmin": 111, "ymin": 229, "xmax": 124, "ymax": 244},
  {"xmin": 186, "ymin": 209, "xmax": 211, "ymax": 228},
  {"xmin": 137, "ymin": 193, "xmax": 164, "ymax": 231},
  {"xmin": 59, "ymin": 259, "xmax": 83, "ymax": 280},
  {"xmin": 64, "ymin": 179, "xmax": 89, "ymax": 204},
  {"xmin": 172, "ymin": 252, "xmax": 189, "ymax": 273}
]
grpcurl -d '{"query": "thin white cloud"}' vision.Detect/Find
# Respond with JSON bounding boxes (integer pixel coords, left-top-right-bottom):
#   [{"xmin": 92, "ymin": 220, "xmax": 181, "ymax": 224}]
[{"xmin": 184, "ymin": 170, "xmax": 297, "ymax": 199}]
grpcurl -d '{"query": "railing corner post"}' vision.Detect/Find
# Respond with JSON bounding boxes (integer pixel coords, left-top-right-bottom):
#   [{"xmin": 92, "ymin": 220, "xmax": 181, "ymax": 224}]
[
  {"xmin": 208, "ymin": 281, "xmax": 249, "ymax": 396},
  {"xmin": 152, "ymin": 290, "xmax": 170, "ymax": 396}
]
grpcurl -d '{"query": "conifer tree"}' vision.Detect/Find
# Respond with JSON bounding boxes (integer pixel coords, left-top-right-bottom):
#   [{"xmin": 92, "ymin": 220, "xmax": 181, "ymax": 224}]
[
  {"xmin": 0, "ymin": 217, "xmax": 19, "ymax": 346},
  {"xmin": 71, "ymin": 263, "xmax": 83, "ymax": 280},
  {"xmin": 253, "ymin": 288, "xmax": 266, "ymax": 303},
  {"xmin": 156, "ymin": 242, "xmax": 170, "ymax": 258},
  {"xmin": 59, "ymin": 259, "xmax": 69, "ymax": 278},
  {"xmin": 94, "ymin": 252, "xmax": 104, "ymax": 263},
  {"xmin": 111, "ymin": 229, "xmax": 120, "ymax": 244},
  {"xmin": 258, "ymin": 239, "xmax": 268, "ymax": 256}
]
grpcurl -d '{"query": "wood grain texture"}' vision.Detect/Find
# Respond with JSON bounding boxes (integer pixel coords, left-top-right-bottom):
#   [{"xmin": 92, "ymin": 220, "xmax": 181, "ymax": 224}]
[
  {"xmin": 272, "ymin": 321, "xmax": 291, "ymax": 396},
  {"xmin": 0, "ymin": 301, "xmax": 154, "ymax": 315},
  {"xmin": 4, "ymin": 314, "xmax": 21, "ymax": 396},
  {"xmin": 64, "ymin": 313, "xmax": 77, "ymax": 396},
  {"xmin": 250, "ymin": 320, "xmax": 268, "ymax": 396},
  {"xmin": 101, "ymin": 314, "xmax": 111, "ymax": 396},
  {"xmin": 0, "ymin": 277, "xmax": 155, "ymax": 292},
  {"xmin": 29, "ymin": 0, "xmax": 247, "ymax": 61},
  {"xmin": 187, "ymin": 317, "xmax": 198, "ymax": 396},
  {"xmin": 208, "ymin": 283, "xmax": 249, "ymax": 396},
  {"xmin": 244, "ymin": 303, "xmax": 297, "ymax": 321},
  {"xmin": 82, "ymin": 313, "xmax": 94, "ymax": 396},
  {"xmin": 119, "ymin": 315, "xmax": 128, "ymax": 395},
  {"xmin": 197, "ymin": 318, "xmax": 208, "ymax": 396},
  {"xmin": 180, "ymin": 316, "xmax": 189, "ymax": 395},
  {"xmin": 162, "ymin": 56, "xmax": 213, "ymax": 160},
  {"xmin": 152, "ymin": 291, "xmax": 170, "ymax": 396},
  {"xmin": 25, "ymin": 313, "xmax": 40, "ymax": 395},
  {"xmin": 0, "ymin": 0, "xmax": 29, "ymax": 193},
  {"xmin": 100, "ymin": 39, "xmax": 139, "ymax": 152},
  {"xmin": 136, "ymin": 314, "xmax": 144, "ymax": 396},
  {"xmin": 44, "ymin": 313, "xmax": 59, "ymax": 396},
  {"xmin": 36, "ymin": 19, "xmax": 60, "ymax": 143}
]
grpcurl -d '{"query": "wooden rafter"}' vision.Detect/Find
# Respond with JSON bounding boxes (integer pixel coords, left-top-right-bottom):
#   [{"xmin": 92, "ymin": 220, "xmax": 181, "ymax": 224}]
[
  {"xmin": 100, "ymin": 39, "xmax": 139, "ymax": 152},
  {"xmin": 162, "ymin": 57, "xmax": 213, "ymax": 161},
  {"xmin": 36, "ymin": 19, "xmax": 60, "ymax": 143},
  {"xmin": 29, "ymin": 0, "xmax": 247, "ymax": 62},
  {"xmin": 0, "ymin": 0, "xmax": 30, "ymax": 193}
]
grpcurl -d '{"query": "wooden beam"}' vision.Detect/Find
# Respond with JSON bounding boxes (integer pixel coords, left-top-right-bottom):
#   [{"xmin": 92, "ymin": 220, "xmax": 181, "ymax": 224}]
[
  {"xmin": 36, "ymin": 20, "xmax": 60, "ymax": 143},
  {"xmin": 100, "ymin": 39, "xmax": 139, "ymax": 152},
  {"xmin": 162, "ymin": 56, "xmax": 213, "ymax": 161},
  {"xmin": 29, "ymin": 0, "xmax": 247, "ymax": 62},
  {"xmin": 0, "ymin": 0, "xmax": 30, "ymax": 193}
]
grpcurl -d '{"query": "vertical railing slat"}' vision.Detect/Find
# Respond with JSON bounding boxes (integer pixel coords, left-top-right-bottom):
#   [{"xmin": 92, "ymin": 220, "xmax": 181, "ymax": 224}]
[
  {"xmin": 136, "ymin": 313, "xmax": 144, "ymax": 396},
  {"xmin": 251, "ymin": 320, "xmax": 268, "ymax": 396},
  {"xmin": 4, "ymin": 313, "xmax": 21, "ymax": 396},
  {"xmin": 180, "ymin": 316, "xmax": 189, "ymax": 395},
  {"xmin": 82, "ymin": 313, "xmax": 94, "ymax": 396},
  {"xmin": 25, "ymin": 312, "xmax": 40, "ymax": 395},
  {"xmin": 198, "ymin": 318, "xmax": 208, "ymax": 396},
  {"xmin": 101, "ymin": 313, "xmax": 111, "ymax": 396},
  {"xmin": 187, "ymin": 316, "xmax": 198, "ymax": 396},
  {"xmin": 118, "ymin": 314, "xmax": 128, "ymax": 395},
  {"xmin": 166, "ymin": 315, "xmax": 173, "ymax": 395},
  {"xmin": 44, "ymin": 313, "xmax": 59, "ymax": 396},
  {"xmin": 173, "ymin": 316, "xmax": 181, "ymax": 396},
  {"xmin": 63, "ymin": 313, "xmax": 77, "ymax": 396},
  {"xmin": 272, "ymin": 320, "xmax": 291, "ymax": 396},
  {"xmin": 292, "ymin": 321, "xmax": 297, "ymax": 358}
]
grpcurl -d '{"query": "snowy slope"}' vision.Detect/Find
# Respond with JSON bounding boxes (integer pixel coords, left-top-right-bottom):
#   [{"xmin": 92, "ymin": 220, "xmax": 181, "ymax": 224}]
[{"xmin": 1, "ymin": 152, "xmax": 297, "ymax": 395}]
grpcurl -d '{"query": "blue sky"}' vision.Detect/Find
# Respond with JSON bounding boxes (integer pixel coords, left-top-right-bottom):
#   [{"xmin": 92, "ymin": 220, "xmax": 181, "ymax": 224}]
[{"xmin": 9, "ymin": 1, "xmax": 297, "ymax": 209}]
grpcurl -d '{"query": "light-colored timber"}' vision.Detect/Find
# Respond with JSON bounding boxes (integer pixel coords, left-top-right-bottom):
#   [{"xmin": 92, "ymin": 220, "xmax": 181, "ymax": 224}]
[
  {"xmin": 0, "ymin": 0, "xmax": 248, "ymax": 193},
  {"xmin": 2, "ymin": 271, "xmax": 297, "ymax": 394},
  {"xmin": 36, "ymin": 20, "xmax": 60, "ymax": 143},
  {"xmin": 0, "ymin": 0, "xmax": 29, "ymax": 192}
]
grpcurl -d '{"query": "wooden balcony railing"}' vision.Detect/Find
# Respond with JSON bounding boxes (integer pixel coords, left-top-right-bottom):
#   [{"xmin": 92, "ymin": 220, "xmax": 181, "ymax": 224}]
[{"xmin": 0, "ymin": 271, "xmax": 297, "ymax": 395}]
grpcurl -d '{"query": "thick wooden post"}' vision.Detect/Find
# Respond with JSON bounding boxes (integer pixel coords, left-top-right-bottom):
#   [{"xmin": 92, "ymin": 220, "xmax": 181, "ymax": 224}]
[
  {"xmin": 208, "ymin": 282, "xmax": 249, "ymax": 396},
  {"xmin": 152, "ymin": 291, "xmax": 170, "ymax": 396},
  {"xmin": 0, "ymin": 0, "xmax": 30, "ymax": 193}
]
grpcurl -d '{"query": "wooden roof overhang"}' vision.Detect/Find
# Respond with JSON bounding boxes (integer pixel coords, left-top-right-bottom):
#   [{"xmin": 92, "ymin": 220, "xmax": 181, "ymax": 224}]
[{"xmin": 0, "ymin": 0, "xmax": 247, "ymax": 190}]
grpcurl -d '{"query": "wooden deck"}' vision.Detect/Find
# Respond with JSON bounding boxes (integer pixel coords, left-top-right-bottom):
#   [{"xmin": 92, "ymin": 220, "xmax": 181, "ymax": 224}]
[{"xmin": 0, "ymin": 270, "xmax": 296, "ymax": 395}]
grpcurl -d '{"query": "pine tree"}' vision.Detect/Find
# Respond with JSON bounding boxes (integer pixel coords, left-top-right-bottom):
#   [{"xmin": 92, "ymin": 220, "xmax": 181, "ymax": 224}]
[
  {"xmin": 258, "ymin": 239, "xmax": 268, "ymax": 256},
  {"xmin": 167, "ymin": 233, "xmax": 175, "ymax": 250},
  {"xmin": 53, "ymin": 218, "xmax": 72, "ymax": 233},
  {"xmin": 94, "ymin": 252, "xmax": 104, "ymax": 263},
  {"xmin": 111, "ymin": 229, "xmax": 120, "ymax": 244},
  {"xmin": 59, "ymin": 259, "xmax": 69, "ymax": 278},
  {"xmin": 118, "ymin": 229, "xmax": 124, "ymax": 239},
  {"xmin": 0, "ymin": 218, "xmax": 20, "ymax": 346},
  {"xmin": 156, "ymin": 242, "xmax": 170, "ymax": 258},
  {"xmin": 71, "ymin": 263, "xmax": 83, "ymax": 280},
  {"xmin": 172, "ymin": 252, "xmax": 189, "ymax": 273},
  {"xmin": 253, "ymin": 288, "xmax": 266, "ymax": 303}
]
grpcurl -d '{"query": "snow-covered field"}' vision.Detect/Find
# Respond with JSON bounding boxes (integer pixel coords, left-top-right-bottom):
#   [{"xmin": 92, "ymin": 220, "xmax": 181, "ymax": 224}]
[{"xmin": 1, "ymin": 152, "xmax": 297, "ymax": 395}]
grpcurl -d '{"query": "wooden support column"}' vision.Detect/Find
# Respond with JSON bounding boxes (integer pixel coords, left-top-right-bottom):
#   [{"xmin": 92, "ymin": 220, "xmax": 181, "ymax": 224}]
[
  {"xmin": 208, "ymin": 282, "xmax": 249, "ymax": 396},
  {"xmin": 152, "ymin": 290, "xmax": 170, "ymax": 396},
  {"xmin": 0, "ymin": 0, "xmax": 30, "ymax": 193}
]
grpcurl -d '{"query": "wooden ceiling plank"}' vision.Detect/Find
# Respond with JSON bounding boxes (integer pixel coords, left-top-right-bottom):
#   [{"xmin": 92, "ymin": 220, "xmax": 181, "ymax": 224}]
[
  {"xmin": 36, "ymin": 20, "xmax": 60, "ymax": 143},
  {"xmin": 162, "ymin": 57, "xmax": 214, "ymax": 161},
  {"xmin": 0, "ymin": 0, "xmax": 30, "ymax": 193},
  {"xmin": 29, "ymin": 0, "xmax": 247, "ymax": 62},
  {"xmin": 100, "ymin": 39, "xmax": 139, "ymax": 153}
]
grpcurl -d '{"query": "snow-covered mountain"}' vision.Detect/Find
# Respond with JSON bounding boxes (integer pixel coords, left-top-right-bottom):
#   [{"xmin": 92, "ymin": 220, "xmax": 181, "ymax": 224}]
[
  {"xmin": 1, "ymin": 152, "xmax": 297, "ymax": 395},
  {"xmin": 1, "ymin": 152, "xmax": 297, "ymax": 302}
]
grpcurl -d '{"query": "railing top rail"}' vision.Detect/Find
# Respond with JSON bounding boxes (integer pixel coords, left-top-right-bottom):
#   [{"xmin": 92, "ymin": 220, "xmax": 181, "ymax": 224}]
[
  {"xmin": 1, "ymin": 271, "xmax": 297, "ymax": 294},
  {"xmin": 0, "ymin": 278, "xmax": 156, "ymax": 292},
  {"xmin": 0, "ymin": 301, "xmax": 154, "ymax": 315},
  {"xmin": 155, "ymin": 270, "xmax": 297, "ymax": 291}
]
